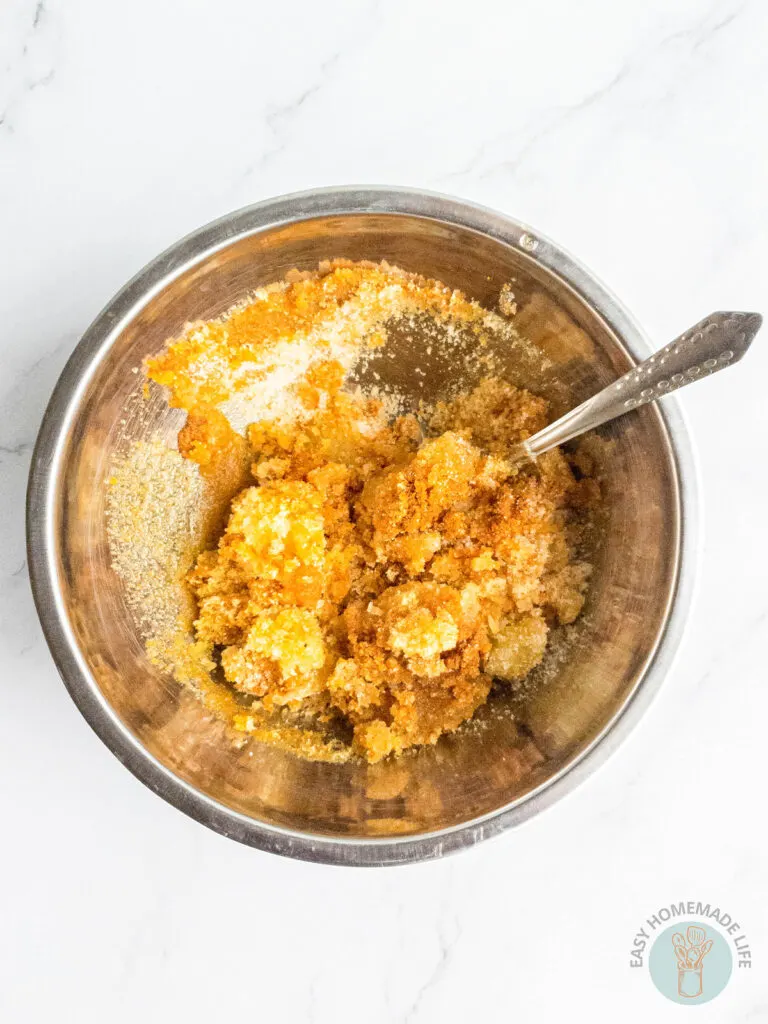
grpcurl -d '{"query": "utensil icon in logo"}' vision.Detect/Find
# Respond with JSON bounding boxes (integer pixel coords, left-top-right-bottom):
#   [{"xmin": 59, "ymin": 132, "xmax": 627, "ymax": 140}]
[{"xmin": 672, "ymin": 926, "xmax": 714, "ymax": 997}]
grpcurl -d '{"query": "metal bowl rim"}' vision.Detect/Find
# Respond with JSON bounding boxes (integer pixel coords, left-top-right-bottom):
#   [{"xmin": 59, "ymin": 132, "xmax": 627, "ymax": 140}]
[{"xmin": 26, "ymin": 185, "xmax": 699, "ymax": 866}]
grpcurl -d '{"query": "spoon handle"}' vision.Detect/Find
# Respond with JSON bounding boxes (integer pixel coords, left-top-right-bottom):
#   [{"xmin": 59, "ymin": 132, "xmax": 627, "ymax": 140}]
[{"xmin": 523, "ymin": 311, "xmax": 762, "ymax": 459}]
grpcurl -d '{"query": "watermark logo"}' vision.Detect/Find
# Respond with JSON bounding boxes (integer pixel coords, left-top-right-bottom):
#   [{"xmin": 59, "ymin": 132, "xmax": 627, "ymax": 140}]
[
  {"xmin": 649, "ymin": 922, "xmax": 731, "ymax": 1004},
  {"xmin": 629, "ymin": 902, "xmax": 751, "ymax": 1006}
]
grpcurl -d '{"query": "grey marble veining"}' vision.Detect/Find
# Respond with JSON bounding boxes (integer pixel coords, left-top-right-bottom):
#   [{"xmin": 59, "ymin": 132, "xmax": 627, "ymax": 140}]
[{"xmin": 1, "ymin": 0, "xmax": 766, "ymax": 1019}]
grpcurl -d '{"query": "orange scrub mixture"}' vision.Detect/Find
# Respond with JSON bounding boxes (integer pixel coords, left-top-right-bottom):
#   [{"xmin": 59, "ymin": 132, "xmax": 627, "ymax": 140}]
[{"xmin": 146, "ymin": 261, "xmax": 598, "ymax": 762}]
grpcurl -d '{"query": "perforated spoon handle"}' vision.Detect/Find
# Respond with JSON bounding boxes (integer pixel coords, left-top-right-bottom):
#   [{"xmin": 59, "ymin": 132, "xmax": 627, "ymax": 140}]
[{"xmin": 522, "ymin": 311, "xmax": 762, "ymax": 459}]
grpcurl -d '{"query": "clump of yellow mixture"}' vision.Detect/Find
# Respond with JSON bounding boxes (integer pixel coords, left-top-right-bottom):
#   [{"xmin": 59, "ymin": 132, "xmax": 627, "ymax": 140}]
[{"xmin": 145, "ymin": 261, "xmax": 598, "ymax": 762}]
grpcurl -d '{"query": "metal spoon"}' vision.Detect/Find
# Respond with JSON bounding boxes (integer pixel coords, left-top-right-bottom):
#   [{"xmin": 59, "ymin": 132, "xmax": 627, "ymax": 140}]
[{"xmin": 516, "ymin": 311, "xmax": 762, "ymax": 461}]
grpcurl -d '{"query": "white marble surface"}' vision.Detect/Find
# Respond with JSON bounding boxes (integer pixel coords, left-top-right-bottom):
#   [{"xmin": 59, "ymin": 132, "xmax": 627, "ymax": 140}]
[{"xmin": 2, "ymin": 0, "xmax": 767, "ymax": 1019}]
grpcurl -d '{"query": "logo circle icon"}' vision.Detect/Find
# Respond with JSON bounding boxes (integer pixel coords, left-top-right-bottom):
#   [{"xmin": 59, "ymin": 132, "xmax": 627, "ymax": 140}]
[{"xmin": 649, "ymin": 921, "xmax": 732, "ymax": 1004}]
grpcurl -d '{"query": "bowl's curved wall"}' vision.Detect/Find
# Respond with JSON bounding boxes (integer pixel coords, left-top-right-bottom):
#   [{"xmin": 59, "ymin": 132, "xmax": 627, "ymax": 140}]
[{"xmin": 27, "ymin": 189, "xmax": 694, "ymax": 864}]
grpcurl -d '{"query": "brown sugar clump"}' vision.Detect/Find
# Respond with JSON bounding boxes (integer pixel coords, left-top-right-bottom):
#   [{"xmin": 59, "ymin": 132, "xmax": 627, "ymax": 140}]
[
  {"xmin": 144, "ymin": 261, "xmax": 599, "ymax": 762},
  {"xmin": 186, "ymin": 379, "xmax": 594, "ymax": 762}
]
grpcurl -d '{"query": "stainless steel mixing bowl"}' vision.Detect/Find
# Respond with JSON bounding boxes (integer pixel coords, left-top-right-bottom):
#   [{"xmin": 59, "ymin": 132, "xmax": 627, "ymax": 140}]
[{"xmin": 26, "ymin": 187, "xmax": 697, "ymax": 865}]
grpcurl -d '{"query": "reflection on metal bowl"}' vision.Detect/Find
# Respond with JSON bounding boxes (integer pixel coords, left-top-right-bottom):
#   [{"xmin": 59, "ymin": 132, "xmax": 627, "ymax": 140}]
[{"xmin": 26, "ymin": 187, "xmax": 697, "ymax": 865}]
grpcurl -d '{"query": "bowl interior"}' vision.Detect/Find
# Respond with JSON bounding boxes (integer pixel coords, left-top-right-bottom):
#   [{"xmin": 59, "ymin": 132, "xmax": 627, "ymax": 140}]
[{"xmin": 49, "ymin": 212, "xmax": 679, "ymax": 839}]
